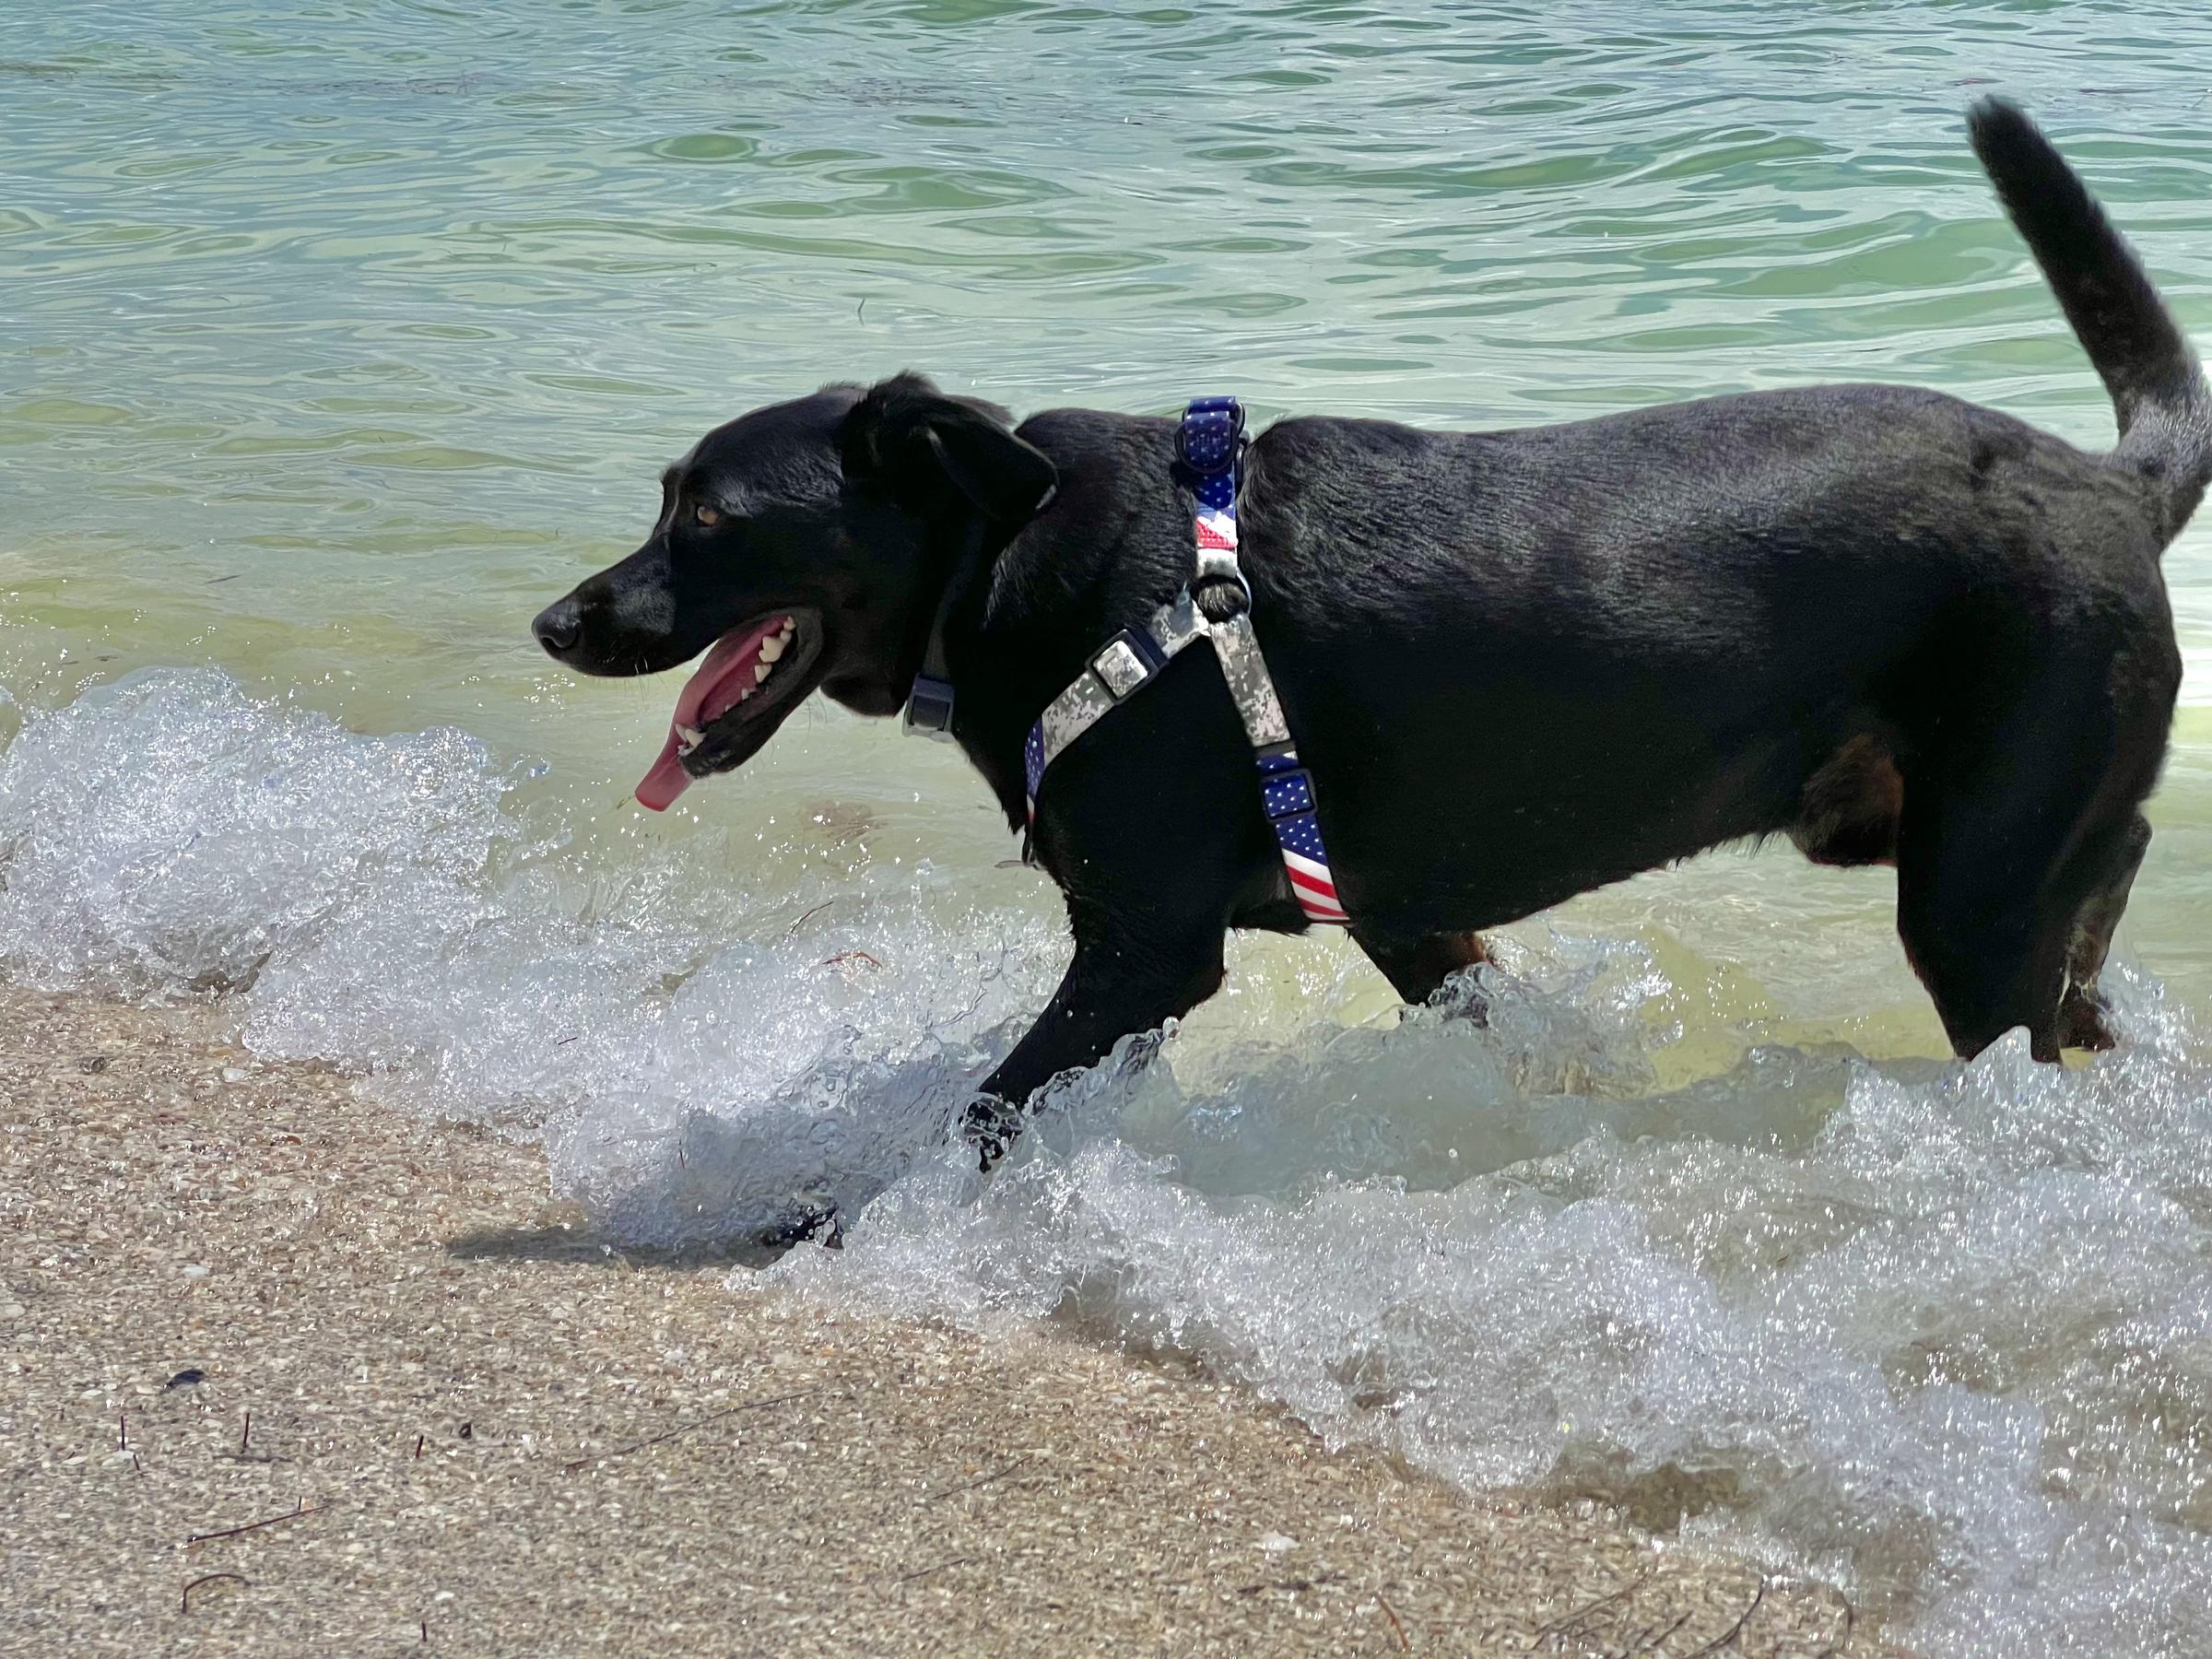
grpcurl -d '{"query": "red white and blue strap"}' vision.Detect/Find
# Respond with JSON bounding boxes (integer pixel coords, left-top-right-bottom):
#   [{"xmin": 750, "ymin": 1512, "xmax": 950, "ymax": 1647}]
[
  {"xmin": 1179, "ymin": 396, "xmax": 1248, "ymax": 603},
  {"xmin": 1175, "ymin": 397, "xmax": 1346, "ymax": 926},
  {"xmin": 1017, "ymin": 396, "xmax": 1347, "ymax": 928},
  {"xmin": 1257, "ymin": 751, "xmax": 1348, "ymax": 924}
]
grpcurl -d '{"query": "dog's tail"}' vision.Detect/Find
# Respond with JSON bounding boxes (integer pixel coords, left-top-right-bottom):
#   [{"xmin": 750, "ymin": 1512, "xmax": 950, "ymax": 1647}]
[{"xmin": 1969, "ymin": 97, "xmax": 2212, "ymax": 542}]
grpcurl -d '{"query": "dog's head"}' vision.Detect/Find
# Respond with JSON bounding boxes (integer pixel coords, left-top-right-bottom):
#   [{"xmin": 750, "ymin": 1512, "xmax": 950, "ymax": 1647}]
[{"xmin": 531, "ymin": 374, "xmax": 1056, "ymax": 808}]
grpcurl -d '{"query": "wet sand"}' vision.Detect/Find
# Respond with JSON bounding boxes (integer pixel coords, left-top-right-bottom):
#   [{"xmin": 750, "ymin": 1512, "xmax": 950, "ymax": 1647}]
[{"xmin": 0, "ymin": 983, "xmax": 1877, "ymax": 1655}]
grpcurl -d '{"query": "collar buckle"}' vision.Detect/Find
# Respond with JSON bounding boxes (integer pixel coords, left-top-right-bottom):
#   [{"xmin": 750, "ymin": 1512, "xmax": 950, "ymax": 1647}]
[{"xmin": 902, "ymin": 674, "xmax": 958, "ymax": 740}]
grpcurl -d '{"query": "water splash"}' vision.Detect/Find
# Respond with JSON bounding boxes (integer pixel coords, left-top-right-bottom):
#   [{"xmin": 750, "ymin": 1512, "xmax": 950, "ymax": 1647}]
[
  {"xmin": 781, "ymin": 964, "xmax": 2212, "ymax": 1652},
  {"xmin": 0, "ymin": 667, "xmax": 1065, "ymax": 1223}
]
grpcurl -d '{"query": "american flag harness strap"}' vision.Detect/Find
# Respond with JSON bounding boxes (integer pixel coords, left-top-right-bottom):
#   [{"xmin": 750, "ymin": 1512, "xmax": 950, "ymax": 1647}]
[{"xmin": 1020, "ymin": 397, "xmax": 1349, "ymax": 926}]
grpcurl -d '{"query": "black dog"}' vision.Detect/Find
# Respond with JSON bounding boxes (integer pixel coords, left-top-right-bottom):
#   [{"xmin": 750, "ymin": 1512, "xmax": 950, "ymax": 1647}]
[{"xmin": 535, "ymin": 102, "xmax": 2203, "ymax": 1166}]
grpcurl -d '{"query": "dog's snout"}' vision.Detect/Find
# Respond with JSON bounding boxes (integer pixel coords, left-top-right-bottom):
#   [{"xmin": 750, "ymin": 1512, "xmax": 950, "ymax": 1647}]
[{"xmin": 533, "ymin": 599, "xmax": 583, "ymax": 658}]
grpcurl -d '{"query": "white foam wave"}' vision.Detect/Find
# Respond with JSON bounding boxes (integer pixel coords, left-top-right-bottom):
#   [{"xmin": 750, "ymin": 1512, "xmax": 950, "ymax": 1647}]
[
  {"xmin": 0, "ymin": 667, "xmax": 1064, "ymax": 1223},
  {"xmin": 6, "ymin": 666, "xmax": 2212, "ymax": 1653},
  {"xmin": 782, "ymin": 965, "xmax": 2212, "ymax": 1652}
]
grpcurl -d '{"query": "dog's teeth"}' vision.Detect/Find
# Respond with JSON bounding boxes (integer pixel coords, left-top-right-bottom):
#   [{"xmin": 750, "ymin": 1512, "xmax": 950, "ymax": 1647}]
[
  {"xmin": 739, "ymin": 686, "xmax": 754, "ymax": 701},
  {"xmin": 780, "ymin": 618, "xmax": 794, "ymax": 634},
  {"xmin": 674, "ymin": 723, "xmax": 705, "ymax": 752},
  {"xmin": 754, "ymin": 661, "xmax": 772, "ymax": 683},
  {"xmin": 759, "ymin": 634, "xmax": 785, "ymax": 663}
]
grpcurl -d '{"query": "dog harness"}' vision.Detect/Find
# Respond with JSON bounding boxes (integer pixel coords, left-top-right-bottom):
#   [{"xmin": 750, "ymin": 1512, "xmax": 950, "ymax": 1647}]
[{"xmin": 906, "ymin": 397, "xmax": 1347, "ymax": 926}]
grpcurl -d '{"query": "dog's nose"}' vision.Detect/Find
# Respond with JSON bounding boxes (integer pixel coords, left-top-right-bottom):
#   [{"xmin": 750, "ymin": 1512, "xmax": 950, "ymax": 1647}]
[{"xmin": 533, "ymin": 599, "xmax": 582, "ymax": 657}]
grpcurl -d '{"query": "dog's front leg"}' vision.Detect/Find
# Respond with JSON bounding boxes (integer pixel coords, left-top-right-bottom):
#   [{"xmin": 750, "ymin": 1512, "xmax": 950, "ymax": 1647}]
[{"xmin": 966, "ymin": 916, "xmax": 1227, "ymax": 1167}]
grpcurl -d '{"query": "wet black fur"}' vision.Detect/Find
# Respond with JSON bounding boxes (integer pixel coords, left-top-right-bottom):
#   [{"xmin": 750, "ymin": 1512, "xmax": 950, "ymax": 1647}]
[{"xmin": 535, "ymin": 101, "xmax": 2205, "ymax": 1178}]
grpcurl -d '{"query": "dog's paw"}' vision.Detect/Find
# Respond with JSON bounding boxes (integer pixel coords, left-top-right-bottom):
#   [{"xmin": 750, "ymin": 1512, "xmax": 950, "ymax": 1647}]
[
  {"xmin": 1428, "ymin": 972, "xmax": 1491, "ymax": 1028},
  {"xmin": 2057, "ymin": 985, "xmax": 2120, "ymax": 1053},
  {"xmin": 961, "ymin": 1096, "xmax": 1025, "ymax": 1173},
  {"xmin": 759, "ymin": 1205, "xmax": 843, "ymax": 1251}
]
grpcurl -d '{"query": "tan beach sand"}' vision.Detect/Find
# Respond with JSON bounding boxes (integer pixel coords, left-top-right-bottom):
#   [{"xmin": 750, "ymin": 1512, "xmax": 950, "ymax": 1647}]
[{"xmin": 0, "ymin": 983, "xmax": 1878, "ymax": 1656}]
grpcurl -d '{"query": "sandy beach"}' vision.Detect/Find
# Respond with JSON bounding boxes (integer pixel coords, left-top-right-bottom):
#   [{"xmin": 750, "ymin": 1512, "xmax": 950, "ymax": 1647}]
[{"xmin": 0, "ymin": 982, "xmax": 1877, "ymax": 1656}]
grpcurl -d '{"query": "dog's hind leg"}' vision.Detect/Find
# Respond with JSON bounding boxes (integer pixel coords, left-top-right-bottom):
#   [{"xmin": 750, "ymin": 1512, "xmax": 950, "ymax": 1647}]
[
  {"xmin": 1898, "ymin": 808, "xmax": 2084, "ymax": 1062},
  {"xmin": 1895, "ymin": 676, "xmax": 2162, "ymax": 1061},
  {"xmin": 2055, "ymin": 811, "xmax": 2152, "ymax": 1051},
  {"xmin": 1356, "ymin": 928, "xmax": 1489, "ymax": 1007}
]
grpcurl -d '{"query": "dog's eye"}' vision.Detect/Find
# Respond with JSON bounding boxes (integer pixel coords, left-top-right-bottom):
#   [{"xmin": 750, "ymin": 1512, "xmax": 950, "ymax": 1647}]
[{"xmin": 692, "ymin": 502, "xmax": 722, "ymax": 528}]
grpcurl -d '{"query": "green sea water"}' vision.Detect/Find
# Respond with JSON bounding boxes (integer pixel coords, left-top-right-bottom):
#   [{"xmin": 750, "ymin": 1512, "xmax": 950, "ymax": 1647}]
[
  {"xmin": 4, "ymin": 0, "xmax": 2209, "ymax": 1021},
  {"xmin": 8, "ymin": 4, "xmax": 2212, "ymax": 1644}
]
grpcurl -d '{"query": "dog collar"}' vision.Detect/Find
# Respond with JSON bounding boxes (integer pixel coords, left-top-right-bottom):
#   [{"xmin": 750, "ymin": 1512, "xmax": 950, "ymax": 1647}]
[{"xmin": 901, "ymin": 528, "xmax": 972, "ymax": 742}]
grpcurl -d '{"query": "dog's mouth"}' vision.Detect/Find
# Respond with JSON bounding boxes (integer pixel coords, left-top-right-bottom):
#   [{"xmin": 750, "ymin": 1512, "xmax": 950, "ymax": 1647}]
[{"xmin": 634, "ymin": 607, "xmax": 826, "ymax": 811}]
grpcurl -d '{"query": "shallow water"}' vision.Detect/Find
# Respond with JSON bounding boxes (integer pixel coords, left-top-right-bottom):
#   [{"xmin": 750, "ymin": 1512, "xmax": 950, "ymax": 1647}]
[{"xmin": 6, "ymin": 2, "xmax": 2212, "ymax": 1651}]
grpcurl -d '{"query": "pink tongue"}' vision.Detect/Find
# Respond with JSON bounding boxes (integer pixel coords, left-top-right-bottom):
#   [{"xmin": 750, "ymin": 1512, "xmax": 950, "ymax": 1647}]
[
  {"xmin": 635, "ymin": 730, "xmax": 691, "ymax": 812},
  {"xmin": 632, "ymin": 615, "xmax": 790, "ymax": 813}
]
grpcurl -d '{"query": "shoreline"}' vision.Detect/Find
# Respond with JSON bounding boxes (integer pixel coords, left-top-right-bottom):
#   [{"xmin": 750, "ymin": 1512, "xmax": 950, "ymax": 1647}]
[{"xmin": 0, "ymin": 982, "xmax": 1874, "ymax": 1655}]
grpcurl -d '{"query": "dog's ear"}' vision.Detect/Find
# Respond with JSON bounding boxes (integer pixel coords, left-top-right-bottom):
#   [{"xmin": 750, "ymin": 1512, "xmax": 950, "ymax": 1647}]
[{"xmin": 842, "ymin": 373, "xmax": 1057, "ymax": 524}]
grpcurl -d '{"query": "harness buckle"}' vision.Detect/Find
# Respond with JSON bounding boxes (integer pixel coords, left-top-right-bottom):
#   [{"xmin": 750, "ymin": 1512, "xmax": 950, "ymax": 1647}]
[
  {"xmin": 1090, "ymin": 628, "xmax": 1169, "ymax": 700},
  {"xmin": 1255, "ymin": 749, "xmax": 1316, "ymax": 821},
  {"xmin": 902, "ymin": 674, "xmax": 957, "ymax": 740},
  {"xmin": 1174, "ymin": 395, "xmax": 1246, "ymax": 475}
]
